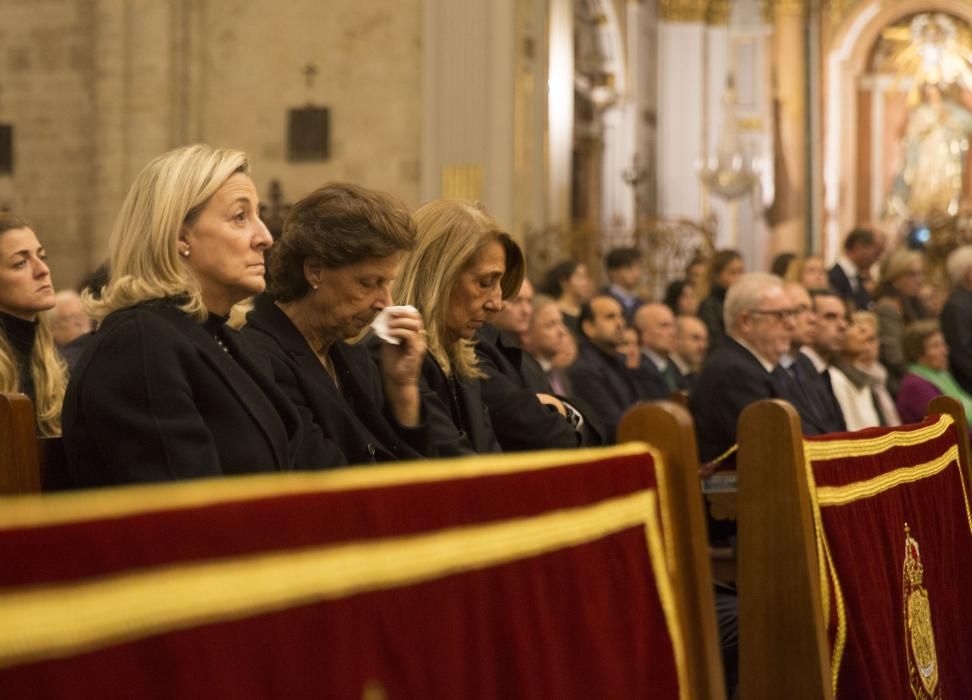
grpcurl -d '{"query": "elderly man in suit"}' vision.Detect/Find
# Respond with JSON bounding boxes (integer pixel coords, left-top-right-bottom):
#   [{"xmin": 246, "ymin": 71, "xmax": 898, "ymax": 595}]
[
  {"xmin": 691, "ymin": 273, "xmax": 797, "ymax": 464},
  {"xmin": 633, "ymin": 302, "xmax": 688, "ymax": 392}
]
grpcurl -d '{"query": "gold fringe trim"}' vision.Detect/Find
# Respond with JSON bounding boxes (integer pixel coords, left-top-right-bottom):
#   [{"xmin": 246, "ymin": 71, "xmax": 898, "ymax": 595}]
[
  {"xmin": 0, "ymin": 488, "xmax": 683, "ymax": 676},
  {"xmin": 803, "ymin": 414, "xmax": 951, "ymax": 462},
  {"xmin": 0, "ymin": 443, "xmax": 651, "ymax": 530},
  {"xmin": 815, "ymin": 446, "xmax": 958, "ymax": 507}
]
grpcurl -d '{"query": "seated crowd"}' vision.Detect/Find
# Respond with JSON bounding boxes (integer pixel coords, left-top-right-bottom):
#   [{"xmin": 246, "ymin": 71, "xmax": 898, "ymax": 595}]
[
  {"xmin": 9, "ymin": 143, "xmax": 972, "ymax": 699},
  {"xmin": 2, "ymin": 142, "xmax": 972, "ymax": 490}
]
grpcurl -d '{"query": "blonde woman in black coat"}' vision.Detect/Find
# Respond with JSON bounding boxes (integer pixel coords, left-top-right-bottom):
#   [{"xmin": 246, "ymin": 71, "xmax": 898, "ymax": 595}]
[{"xmin": 63, "ymin": 144, "xmax": 343, "ymax": 488}]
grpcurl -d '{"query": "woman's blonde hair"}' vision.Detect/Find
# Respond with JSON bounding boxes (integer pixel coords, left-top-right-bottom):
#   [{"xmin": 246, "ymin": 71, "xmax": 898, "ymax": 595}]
[
  {"xmin": 394, "ymin": 200, "xmax": 525, "ymax": 379},
  {"xmin": 85, "ymin": 144, "xmax": 248, "ymax": 320},
  {"xmin": 0, "ymin": 214, "xmax": 67, "ymax": 436}
]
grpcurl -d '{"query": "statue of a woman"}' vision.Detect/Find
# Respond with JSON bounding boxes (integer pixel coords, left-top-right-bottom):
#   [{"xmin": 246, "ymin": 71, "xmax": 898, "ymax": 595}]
[{"xmin": 887, "ymin": 83, "xmax": 972, "ymax": 221}]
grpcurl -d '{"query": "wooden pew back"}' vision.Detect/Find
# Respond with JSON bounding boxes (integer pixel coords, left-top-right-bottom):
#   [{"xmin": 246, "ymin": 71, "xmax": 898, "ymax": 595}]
[
  {"xmin": 737, "ymin": 396, "xmax": 972, "ymax": 699},
  {"xmin": 0, "ymin": 393, "xmax": 41, "ymax": 494},
  {"xmin": 618, "ymin": 400, "xmax": 727, "ymax": 700}
]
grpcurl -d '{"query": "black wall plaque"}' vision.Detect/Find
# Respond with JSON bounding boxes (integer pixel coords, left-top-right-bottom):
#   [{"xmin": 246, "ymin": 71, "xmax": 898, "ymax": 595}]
[
  {"xmin": 287, "ymin": 107, "xmax": 329, "ymax": 162},
  {"xmin": 0, "ymin": 125, "xmax": 12, "ymax": 174}
]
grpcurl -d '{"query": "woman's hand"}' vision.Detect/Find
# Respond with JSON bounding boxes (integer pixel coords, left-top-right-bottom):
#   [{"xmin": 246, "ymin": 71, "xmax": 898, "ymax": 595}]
[{"xmin": 378, "ymin": 308, "xmax": 427, "ymax": 426}]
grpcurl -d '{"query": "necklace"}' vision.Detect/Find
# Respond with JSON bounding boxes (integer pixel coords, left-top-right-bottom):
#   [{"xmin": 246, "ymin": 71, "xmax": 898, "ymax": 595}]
[{"xmin": 213, "ymin": 334, "xmax": 230, "ymax": 354}]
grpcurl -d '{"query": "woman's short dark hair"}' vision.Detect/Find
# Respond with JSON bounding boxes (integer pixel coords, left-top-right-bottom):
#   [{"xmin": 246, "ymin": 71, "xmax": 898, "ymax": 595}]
[
  {"xmin": 902, "ymin": 319, "xmax": 941, "ymax": 364},
  {"xmin": 539, "ymin": 260, "xmax": 580, "ymax": 298},
  {"xmin": 270, "ymin": 182, "xmax": 416, "ymax": 302},
  {"xmin": 709, "ymin": 249, "xmax": 742, "ymax": 285},
  {"xmin": 0, "ymin": 212, "xmax": 28, "ymax": 235},
  {"xmin": 663, "ymin": 279, "xmax": 691, "ymax": 314}
]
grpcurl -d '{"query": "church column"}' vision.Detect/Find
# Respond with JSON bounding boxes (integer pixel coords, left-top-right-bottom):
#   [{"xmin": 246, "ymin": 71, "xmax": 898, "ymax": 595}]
[
  {"xmin": 421, "ymin": 0, "xmax": 517, "ymax": 230},
  {"xmin": 767, "ymin": 0, "xmax": 809, "ymax": 256},
  {"xmin": 657, "ymin": 1, "xmax": 708, "ymax": 221}
]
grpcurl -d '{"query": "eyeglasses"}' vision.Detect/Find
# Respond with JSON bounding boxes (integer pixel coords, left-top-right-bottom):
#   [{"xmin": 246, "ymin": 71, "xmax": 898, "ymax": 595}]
[{"xmin": 749, "ymin": 308, "xmax": 799, "ymax": 323}]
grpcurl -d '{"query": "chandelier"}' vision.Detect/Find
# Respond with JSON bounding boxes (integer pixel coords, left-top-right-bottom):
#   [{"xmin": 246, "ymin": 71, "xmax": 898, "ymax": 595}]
[{"xmin": 697, "ymin": 76, "xmax": 758, "ymax": 200}]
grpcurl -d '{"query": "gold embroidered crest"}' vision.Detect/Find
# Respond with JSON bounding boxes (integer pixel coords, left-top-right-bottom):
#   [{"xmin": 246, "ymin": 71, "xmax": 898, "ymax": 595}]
[{"xmin": 903, "ymin": 523, "xmax": 941, "ymax": 699}]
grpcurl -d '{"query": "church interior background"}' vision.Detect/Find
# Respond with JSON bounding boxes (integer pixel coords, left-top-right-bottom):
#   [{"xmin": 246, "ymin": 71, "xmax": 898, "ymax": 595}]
[{"xmin": 3, "ymin": 0, "xmax": 972, "ymax": 292}]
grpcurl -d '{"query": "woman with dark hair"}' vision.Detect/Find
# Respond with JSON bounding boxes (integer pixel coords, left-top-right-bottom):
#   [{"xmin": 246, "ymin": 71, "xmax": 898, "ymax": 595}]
[
  {"xmin": 697, "ymin": 249, "xmax": 744, "ymax": 350},
  {"xmin": 63, "ymin": 144, "xmax": 328, "ymax": 487},
  {"xmin": 394, "ymin": 200, "xmax": 525, "ymax": 453},
  {"xmin": 662, "ymin": 279, "xmax": 698, "ymax": 316},
  {"xmin": 243, "ymin": 182, "xmax": 437, "ymax": 465},
  {"xmin": 0, "ymin": 213, "xmax": 67, "ymax": 435},
  {"xmin": 539, "ymin": 260, "xmax": 594, "ymax": 337},
  {"xmin": 895, "ymin": 319, "xmax": 972, "ymax": 426}
]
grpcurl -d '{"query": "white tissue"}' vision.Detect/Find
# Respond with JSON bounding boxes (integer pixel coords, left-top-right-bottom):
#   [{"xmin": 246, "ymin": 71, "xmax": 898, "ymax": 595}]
[{"xmin": 371, "ymin": 305, "xmax": 418, "ymax": 345}]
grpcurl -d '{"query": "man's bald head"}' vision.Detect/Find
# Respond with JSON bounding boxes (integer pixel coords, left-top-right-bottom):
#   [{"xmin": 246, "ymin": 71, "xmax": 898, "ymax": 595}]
[
  {"xmin": 633, "ymin": 302, "xmax": 676, "ymax": 355},
  {"xmin": 675, "ymin": 315, "xmax": 708, "ymax": 370}
]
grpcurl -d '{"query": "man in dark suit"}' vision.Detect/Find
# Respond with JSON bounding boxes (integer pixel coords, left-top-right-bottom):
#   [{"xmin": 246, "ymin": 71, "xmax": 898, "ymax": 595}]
[
  {"xmin": 671, "ymin": 315, "xmax": 707, "ymax": 392},
  {"xmin": 632, "ymin": 302, "xmax": 688, "ymax": 393},
  {"xmin": 781, "ymin": 284, "xmax": 847, "ymax": 435},
  {"xmin": 601, "ymin": 247, "xmax": 646, "ymax": 322},
  {"xmin": 942, "ymin": 246, "xmax": 972, "ymax": 395},
  {"xmin": 827, "ymin": 228, "xmax": 884, "ymax": 311},
  {"xmin": 691, "ymin": 273, "xmax": 797, "ymax": 464},
  {"xmin": 477, "ymin": 279, "xmax": 602, "ymax": 450},
  {"xmin": 568, "ymin": 294, "xmax": 651, "ymax": 442}
]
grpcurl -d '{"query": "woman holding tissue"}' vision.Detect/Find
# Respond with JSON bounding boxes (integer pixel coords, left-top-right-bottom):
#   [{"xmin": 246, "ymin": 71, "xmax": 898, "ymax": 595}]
[
  {"xmin": 393, "ymin": 200, "xmax": 525, "ymax": 454},
  {"xmin": 244, "ymin": 182, "xmax": 439, "ymax": 464}
]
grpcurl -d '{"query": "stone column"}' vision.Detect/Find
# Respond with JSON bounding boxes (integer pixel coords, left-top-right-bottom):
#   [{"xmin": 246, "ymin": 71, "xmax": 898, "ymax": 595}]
[
  {"xmin": 766, "ymin": 0, "xmax": 809, "ymax": 256},
  {"xmin": 656, "ymin": 1, "xmax": 707, "ymax": 221}
]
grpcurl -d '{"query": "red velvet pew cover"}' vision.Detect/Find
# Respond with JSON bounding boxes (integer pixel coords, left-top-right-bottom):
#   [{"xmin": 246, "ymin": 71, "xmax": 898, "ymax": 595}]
[
  {"xmin": 803, "ymin": 414, "xmax": 972, "ymax": 698},
  {"xmin": 0, "ymin": 444, "xmax": 685, "ymax": 699}
]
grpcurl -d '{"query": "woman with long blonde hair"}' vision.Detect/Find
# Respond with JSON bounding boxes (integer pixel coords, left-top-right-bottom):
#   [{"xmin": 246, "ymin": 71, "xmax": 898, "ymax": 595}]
[
  {"xmin": 0, "ymin": 214, "xmax": 67, "ymax": 436},
  {"xmin": 393, "ymin": 200, "xmax": 524, "ymax": 453}
]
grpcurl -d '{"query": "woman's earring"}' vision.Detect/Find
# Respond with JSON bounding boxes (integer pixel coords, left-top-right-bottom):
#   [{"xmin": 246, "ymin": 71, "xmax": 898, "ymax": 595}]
[{"xmin": 181, "ymin": 248, "xmax": 190, "ymax": 258}]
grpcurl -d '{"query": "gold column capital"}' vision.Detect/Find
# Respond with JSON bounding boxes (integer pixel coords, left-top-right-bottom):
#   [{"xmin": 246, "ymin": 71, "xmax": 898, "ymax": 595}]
[
  {"xmin": 660, "ymin": 0, "xmax": 731, "ymax": 25},
  {"xmin": 659, "ymin": 0, "xmax": 708, "ymax": 23},
  {"xmin": 707, "ymin": 0, "xmax": 730, "ymax": 25},
  {"xmin": 762, "ymin": 0, "xmax": 809, "ymax": 22}
]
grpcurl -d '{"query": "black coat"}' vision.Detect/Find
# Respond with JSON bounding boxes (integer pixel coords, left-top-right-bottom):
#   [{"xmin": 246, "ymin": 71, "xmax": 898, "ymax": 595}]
[
  {"xmin": 475, "ymin": 324, "xmax": 600, "ymax": 451},
  {"xmin": 698, "ymin": 285, "xmax": 728, "ymax": 352},
  {"xmin": 242, "ymin": 296, "xmax": 432, "ymax": 466},
  {"xmin": 828, "ymin": 264, "xmax": 871, "ymax": 311},
  {"xmin": 793, "ymin": 352, "xmax": 847, "ymax": 434},
  {"xmin": 690, "ymin": 337, "xmax": 783, "ymax": 463},
  {"xmin": 567, "ymin": 339, "xmax": 646, "ymax": 443},
  {"xmin": 61, "ymin": 300, "xmax": 316, "ymax": 488},
  {"xmin": 419, "ymin": 352, "xmax": 502, "ymax": 454},
  {"xmin": 942, "ymin": 287, "xmax": 972, "ymax": 396}
]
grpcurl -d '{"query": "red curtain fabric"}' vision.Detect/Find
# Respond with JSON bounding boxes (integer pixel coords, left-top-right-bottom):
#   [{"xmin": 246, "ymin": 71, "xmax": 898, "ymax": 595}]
[
  {"xmin": 805, "ymin": 416, "xmax": 972, "ymax": 698},
  {"xmin": 0, "ymin": 449, "xmax": 681, "ymax": 699}
]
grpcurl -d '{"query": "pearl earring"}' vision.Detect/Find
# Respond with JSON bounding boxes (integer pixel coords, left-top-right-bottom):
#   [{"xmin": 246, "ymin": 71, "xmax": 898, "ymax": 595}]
[
  {"xmin": 181, "ymin": 249, "xmax": 190, "ymax": 258},
  {"xmin": 312, "ymin": 284, "xmax": 320, "ymax": 290}
]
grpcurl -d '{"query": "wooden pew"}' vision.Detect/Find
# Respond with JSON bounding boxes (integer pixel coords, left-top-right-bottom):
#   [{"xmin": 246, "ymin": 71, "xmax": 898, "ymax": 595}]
[
  {"xmin": 618, "ymin": 401, "xmax": 727, "ymax": 700},
  {"xmin": 0, "ymin": 393, "xmax": 42, "ymax": 494},
  {"xmin": 0, "ymin": 393, "xmax": 67, "ymax": 494},
  {"xmin": 737, "ymin": 396, "xmax": 972, "ymax": 699},
  {"xmin": 0, "ymin": 443, "xmax": 700, "ymax": 698}
]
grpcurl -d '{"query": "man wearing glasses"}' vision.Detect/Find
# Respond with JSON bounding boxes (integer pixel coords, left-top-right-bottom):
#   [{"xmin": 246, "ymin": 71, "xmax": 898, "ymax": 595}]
[{"xmin": 691, "ymin": 273, "xmax": 798, "ymax": 465}]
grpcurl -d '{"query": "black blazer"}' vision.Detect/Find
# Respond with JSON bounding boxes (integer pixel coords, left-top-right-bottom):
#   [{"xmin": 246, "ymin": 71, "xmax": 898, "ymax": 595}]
[
  {"xmin": 635, "ymin": 355, "xmax": 680, "ymax": 399},
  {"xmin": 698, "ymin": 285, "xmax": 728, "ymax": 352},
  {"xmin": 61, "ymin": 300, "xmax": 312, "ymax": 488},
  {"xmin": 942, "ymin": 287, "xmax": 972, "ymax": 396},
  {"xmin": 475, "ymin": 324, "xmax": 592, "ymax": 451},
  {"xmin": 242, "ymin": 296, "xmax": 432, "ymax": 466},
  {"xmin": 793, "ymin": 352, "xmax": 846, "ymax": 434},
  {"xmin": 828, "ymin": 264, "xmax": 871, "ymax": 311},
  {"xmin": 567, "ymin": 340, "xmax": 645, "ymax": 443},
  {"xmin": 419, "ymin": 352, "xmax": 502, "ymax": 455},
  {"xmin": 690, "ymin": 337, "xmax": 783, "ymax": 463}
]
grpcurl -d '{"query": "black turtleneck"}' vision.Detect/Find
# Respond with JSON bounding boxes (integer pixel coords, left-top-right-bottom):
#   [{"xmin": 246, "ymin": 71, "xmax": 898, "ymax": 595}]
[{"xmin": 0, "ymin": 311, "xmax": 38, "ymax": 401}]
